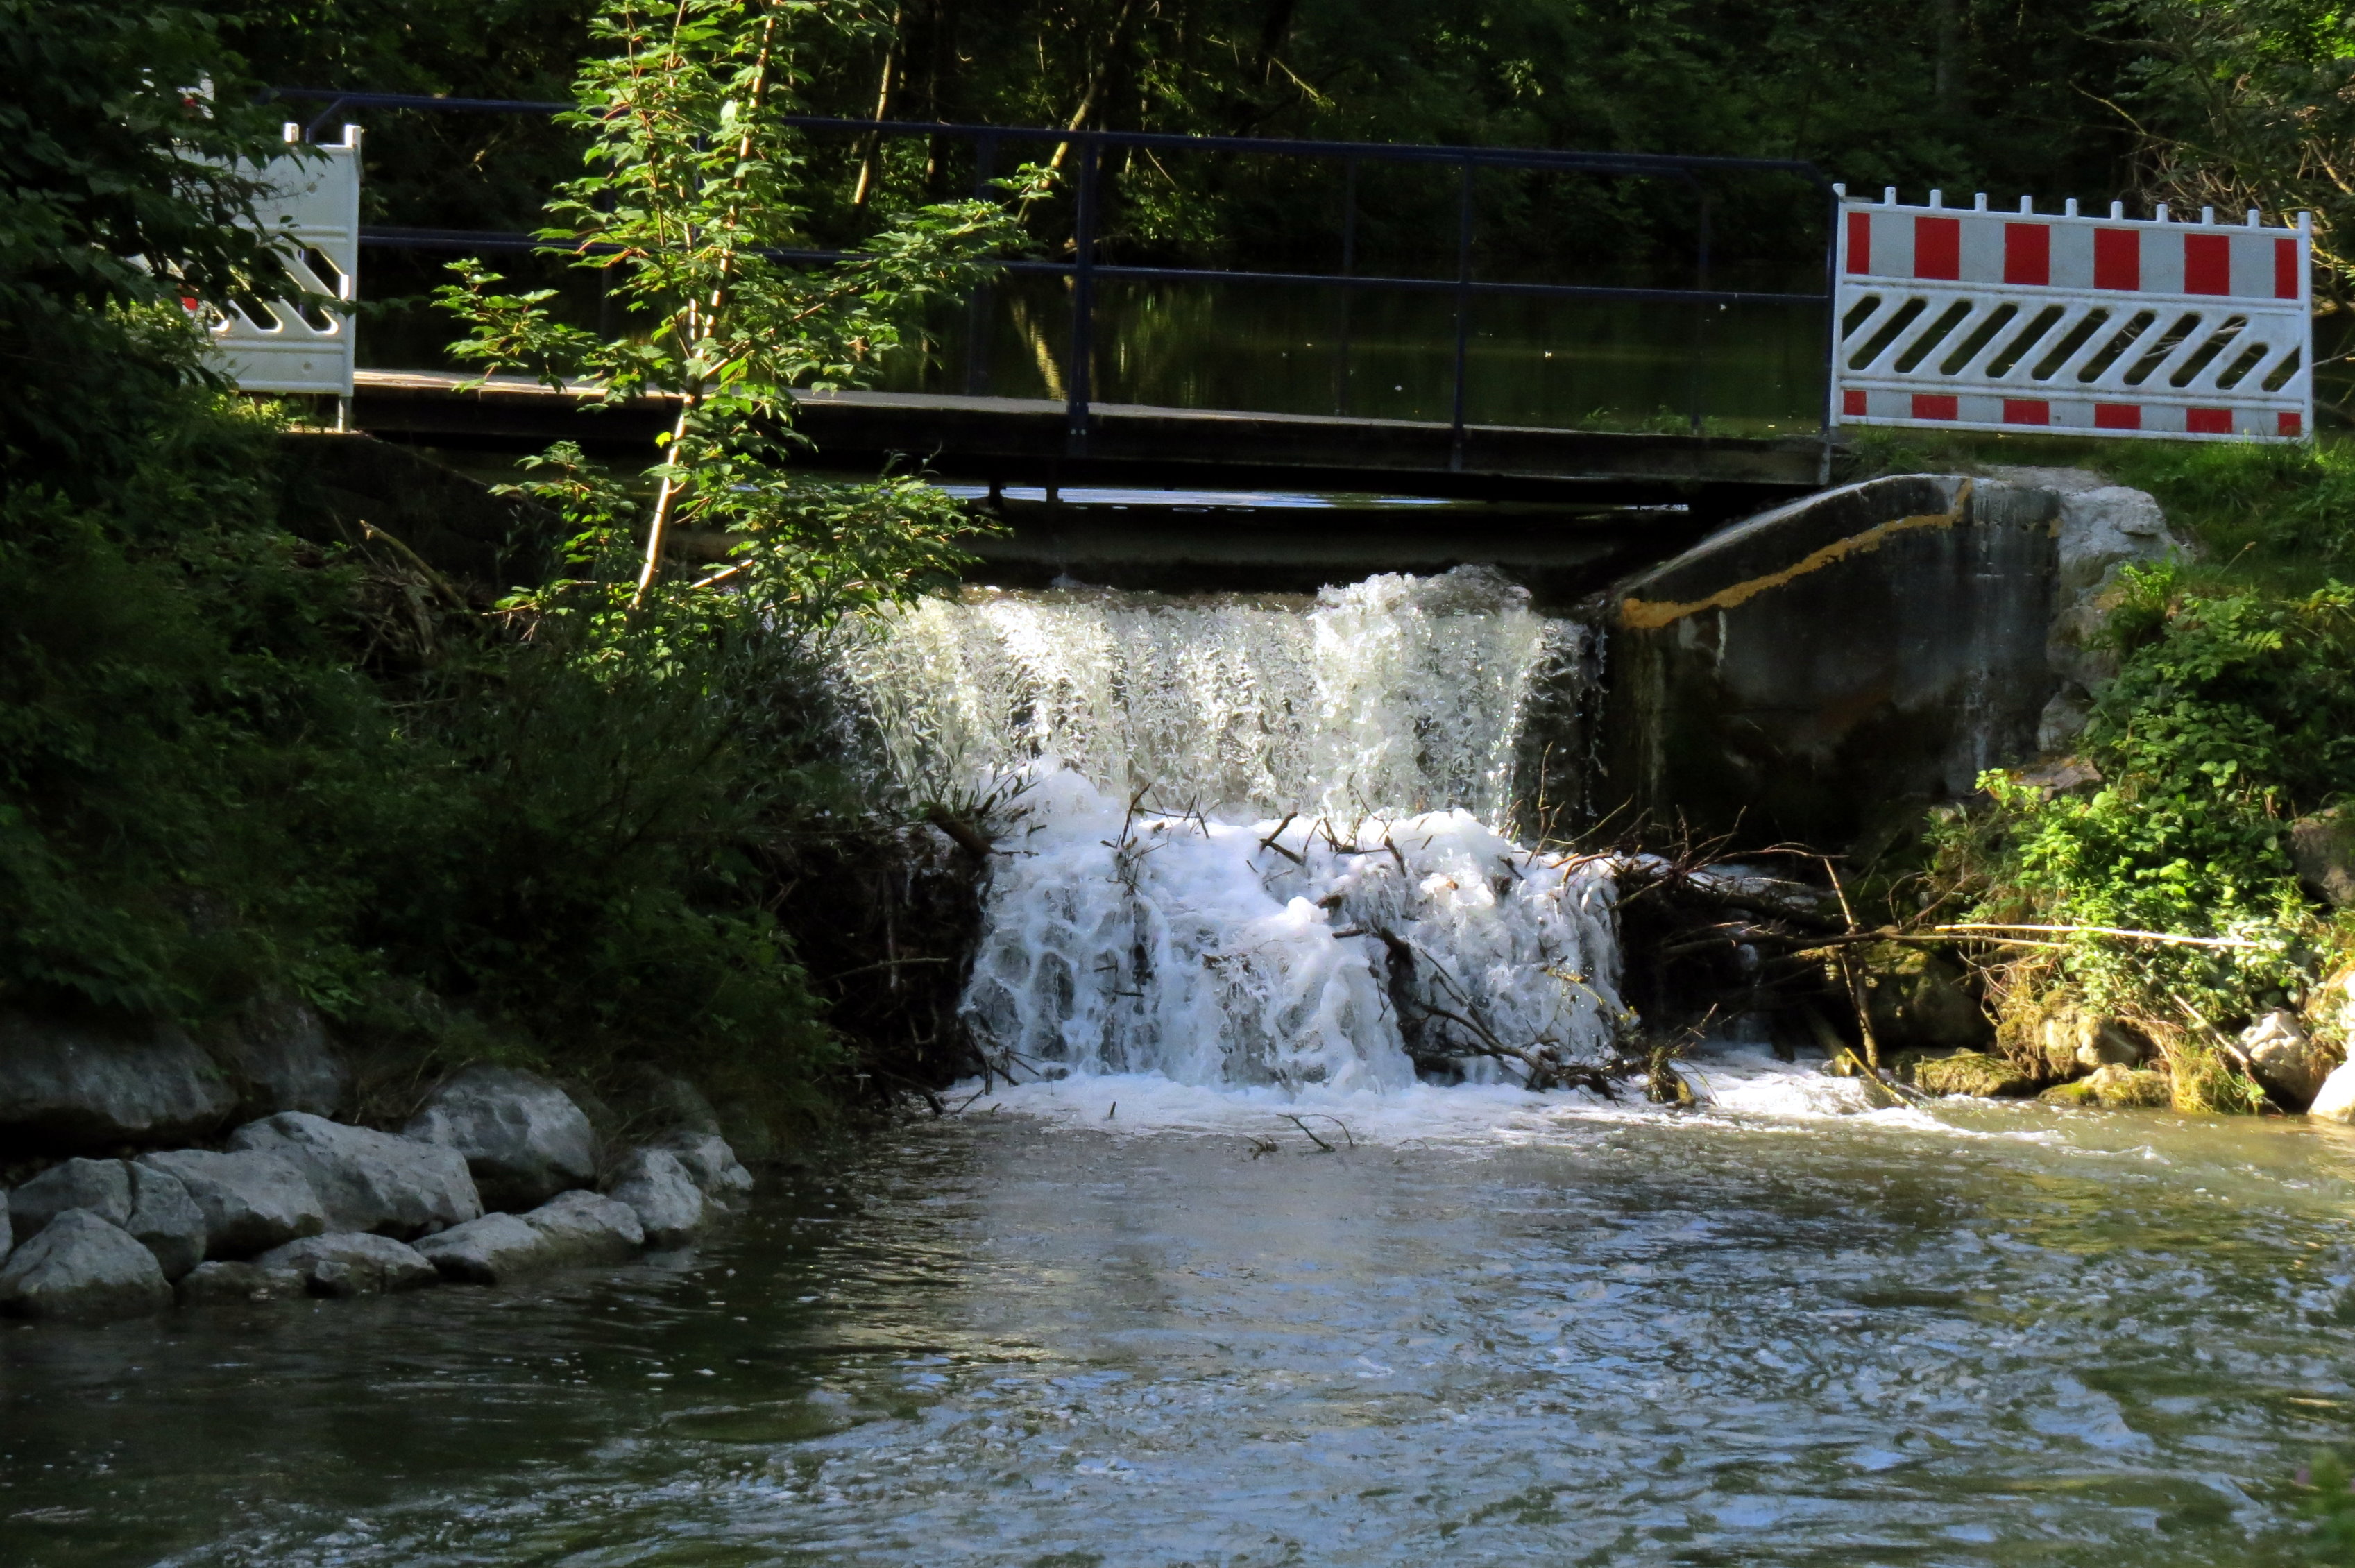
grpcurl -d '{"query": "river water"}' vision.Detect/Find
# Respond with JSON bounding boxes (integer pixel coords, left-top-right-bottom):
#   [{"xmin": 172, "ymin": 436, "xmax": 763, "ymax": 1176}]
[
  {"xmin": 10, "ymin": 571, "xmax": 2355, "ymax": 1565},
  {"xmin": 8, "ymin": 1073, "xmax": 2355, "ymax": 1566}
]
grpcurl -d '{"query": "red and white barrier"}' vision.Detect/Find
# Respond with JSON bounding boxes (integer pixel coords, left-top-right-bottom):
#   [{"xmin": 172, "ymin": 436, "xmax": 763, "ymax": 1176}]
[
  {"xmin": 206, "ymin": 123, "xmax": 362, "ymax": 399},
  {"xmin": 1832, "ymin": 187, "xmax": 2310, "ymax": 442}
]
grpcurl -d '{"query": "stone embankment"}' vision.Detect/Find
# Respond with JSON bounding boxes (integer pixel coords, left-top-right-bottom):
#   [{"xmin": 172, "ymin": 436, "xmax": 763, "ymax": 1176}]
[{"xmin": 0, "ymin": 1023, "xmax": 754, "ymax": 1325}]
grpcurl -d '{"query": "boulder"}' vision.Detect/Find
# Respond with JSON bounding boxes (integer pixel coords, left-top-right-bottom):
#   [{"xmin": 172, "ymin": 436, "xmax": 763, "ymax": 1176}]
[
  {"xmin": 0, "ymin": 1209, "xmax": 171, "ymax": 1323},
  {"xmin": 2309, "ymin": 1059, "xmax": 2355, "ymax": 1124},
  {"xmin": 1910, "ymin": 1050, "xmax": 2034, "ymax": 1098},
  {"xmin": 135, "ymin": 1149, "xmax": 328, "ymax": 1259},
  {"xmin": 602, "ymin": 1148, "xmax": 706, "ymax": 1247},
  {"xmin": 210, "ymin": 996, "xmax": 350, "ymax": 1119},
  {"xmin": 2040, "ymin": 1063, "xmax": 2172, "ymax": 1109},
  {"xmin": 412, "ymin": 1211, "xmax": 564, "ymax": 1286},
  {"xmin": 2290, "ymin": 810, "xmax": 2355, "ymax": 910},
  {"xmin": 522, "ymin": 1189, "xmax": 645, "ymax": 1268},
  {"xmin": 124, "ymin": 1164, "xmax": 207, "ymax": 1280},
  {"xmin": 177, "ymin": 1259, "xmax": 307, "ymax": 1306},
  {"xmin": 2242, "ymin": 1009, "xmax": 2333, "ymax": 1108},
  {"xmin": 404, "ymin": 1066, "xmax": 596, "ymax": 1211},
  {"xmin": 228, "ymin": 1111, "xmax": 481, "ymax": 1238},
  {"xmin": 10, "ymin": 1157, "xmax": 133, "ymax": 1232},
  {"xmin": 2021, "ymin": 1007, "xmax": 2148, "ymax": 1078},
  {"xmin": 0, "ymin": 1009, "xmax": 237, "ymax": 1154},
  {"xmin": 256, "ymin": 1232, "xmax": 439, "ymax": 1297},
  {"xmin": 656, "ymin": 1131, "xmax": 755, "ymax": 1204},
  {"xmin": 1862, "ymin": 947, "xmax": 1992, "ymax": 1054},
  {"xmin": 2034, "ymin": 482, "xmax": 2186, "ymax": 751}
]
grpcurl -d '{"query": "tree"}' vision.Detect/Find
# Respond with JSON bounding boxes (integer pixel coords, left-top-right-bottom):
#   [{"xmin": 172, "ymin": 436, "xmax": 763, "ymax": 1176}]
[{"xmin": 435, "ymin": 0, "xmax": 1030, "ymax": 635}]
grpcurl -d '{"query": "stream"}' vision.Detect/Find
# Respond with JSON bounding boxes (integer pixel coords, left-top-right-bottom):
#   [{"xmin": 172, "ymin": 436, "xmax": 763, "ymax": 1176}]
[
  {"xmin": 8, "ymin": 568, "xmax": 2355, "ymax": 1565},
  {"xmin": 8, "ymin": 1073, "xmax": 2355, "ymax": 1565}
]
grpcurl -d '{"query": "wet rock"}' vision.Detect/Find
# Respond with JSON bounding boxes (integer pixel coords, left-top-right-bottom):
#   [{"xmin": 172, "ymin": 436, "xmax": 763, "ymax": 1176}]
[
  {"xmin": 177, "ymin": 1259, "xmax": 307, "ymax": 1306},
  {"xmin": 135, "ymin": 1149, "xmax": 328, "ymax": 1259},
  {"xmin": 256, "ymin": 1232, "xmax": 438, "ymax": 1297},
  {"xmin": 124, "ymin": 1164, "xmax": 206, "ymax": 1280},
  {"xmin": 2242, "ymin": 1010, "xmax": 2331, "ymax": 1108},
  {"xmin": 411, "ymin": 1211, "xmax": 561, "ymax": 1286},
  {"xmin": 211, "ymin": 996, "xmax": 350, "ymax": 1119},
  {"xmin": 0, "ymin": 1009, "xmax": 237, "ymax": 1154},
  {"xmin": 656, "ymin": 1132, "xmax": 755, "ymax": 1204},
  {"xmin": 522, "ymin": 1190, "xmax": 645, "ymax": 1268},
  {"xmin": 10, "ymin": 1158, "xmax": 133, "ymax": 1232},
  {"xmin": 602, "ymin": 1148, "xmax": 706, "ymax": 1247},
  {"xmin": 2040, "ymin": 1063, "xmax": 2171, "ymax": 1109},
  {"xmin": 0, "ymin": 1209, "xmax": 171, "ymax": 1322},
  {"xmin": 229, "ymin": 1111, "xmax": 481, "ymax": 1238},
  {"xmin": 2309, "ymin": 1060, "xmax": 2355, "ymax": 1124},
  {"xmin": 1909, "ymin": 1050, "xmax": 2033, "ymax": 1098},
  {"xmin": 404, "ymin": 1066, "xmax": 596, "ymax": 1211},
  {"xmin": 2290, "ymin": 809, "xmax": 2355, "ymax": 910},
  {"xmin": 1862, "ymin": 948, "xmax": 1992, "ymax": 1055}
]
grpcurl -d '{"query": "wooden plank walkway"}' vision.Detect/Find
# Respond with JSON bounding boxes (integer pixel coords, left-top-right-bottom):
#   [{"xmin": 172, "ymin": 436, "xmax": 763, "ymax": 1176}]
[{"xmin": 351, "ymin": 370, "xmax": 1828, "ymax": 509}]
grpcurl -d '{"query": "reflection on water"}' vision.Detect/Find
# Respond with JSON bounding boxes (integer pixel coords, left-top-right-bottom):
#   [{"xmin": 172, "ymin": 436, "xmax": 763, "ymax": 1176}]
[{"xmin": 9, "ymin": 1051, "xmax": 2355, "ymax": 1567}]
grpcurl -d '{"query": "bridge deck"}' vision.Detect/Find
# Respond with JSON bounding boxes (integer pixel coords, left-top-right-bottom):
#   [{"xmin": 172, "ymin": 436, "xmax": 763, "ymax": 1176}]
[{"xmin": 350, "ymin": 370, "xmax": 1829, "ymax": 510}]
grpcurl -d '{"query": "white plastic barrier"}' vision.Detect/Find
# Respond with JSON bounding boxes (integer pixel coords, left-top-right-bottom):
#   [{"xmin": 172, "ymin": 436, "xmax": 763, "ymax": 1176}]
[
  {"xmin": 205, "ymin": 123, "xmax": 362, "ymax": 398},
  {"xmin": 1832, "ymin": 187, "xmax": 2311, "ymax": 442}
]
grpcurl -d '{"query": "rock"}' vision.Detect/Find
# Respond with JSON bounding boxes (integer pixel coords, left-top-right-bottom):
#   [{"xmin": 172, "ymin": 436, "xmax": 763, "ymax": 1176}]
[
  {"xmin": 177, "ymin": 1259, "xmax": 307, "ymax": 1306},
  {"xmin": 2021, "ymin": 1007, "xmax": 2148, "ymax": 1077},
  {"xmin": 2242, "ymin": 1009, "xmax": 2333, "ymax": 1108},
  {"xmin": 1861, "ymin": 946, "xmax": 1992, "ymax": 1054},
  {"xmin": 0, "ymin": 1009, "xmax": 237, "ymax": 1154},
  {"xmin": 2311, "ymin": 1059, "xmax": 2355, "ymax": 1123},
  {"xmin": 2014, "ymin": 757, "xmax": 2103, "ymax": 801},
  {"xmin": 228, "ymin": 1111, "xmax": 481, "ymax": 1238},
  {"xmin": 256, "ymin": 1232, "xmax": 439, "ymax": 1297},
  {"xmin": 1910, "ymin": 1050, "xmax": 2034, "ymax": 1098},
  {"xmin": 602, "ymin": 1148, "xmax": 706, "ymax": 1247},
  {"xmin": 10, "ymin": 1157, "xmax": 133, "ymax": 1232},
  {"xmin": 2038, "ymin": 482, "xmax": 2186, "ymax": 751},
  {"xmin": 404, "ymin": 1066, "xmax": 596, "ymax": 1211},
  {"xmin": 210, "ymin": 996, "xmax": 350, "ymax": 1119},
  {"xmin": 0, "ymin": 1188, "xmax": 10, "ymax": 1267},
  {"xmin": 135, "ymin": 1149, "xmax": 328, "ymax": 1259},
  {"xmin": 2290, "ymin": 810, "xmax": 2355, "ymax": 910},
  {"xmin": 645, "ymin": 1073, "xmax": 724, "ymax": 1136},
  {"xmin": 411, "ymin": 1211, "xmax": 563, "ymax": 1286},
  {"xmin": 656, "ymin": 1131, "xmax": 755, "ymax": 1204},
  {"xmin": 2040, "ymin": 1062, "xmax": 2172, "ymax": 1109},
  {"xmin": 124, "ymin": 1164, "xmax": 207, "ymax": 1280},
  {"xmin": 0, "ymin": 1209, "xmax": 172, "ymax": 1322},
  {"xmin": 522, "ymin": 1189, "xmax": 645, "ymax": 1267}
]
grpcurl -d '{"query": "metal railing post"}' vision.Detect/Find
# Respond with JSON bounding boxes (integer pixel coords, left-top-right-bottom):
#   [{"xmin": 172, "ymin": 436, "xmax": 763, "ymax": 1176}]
[
  {"xmin": 1066, "ymin": 137, "xmax": 1098, "ymax": 457},
  {"xmin": 1334, "ymin": 159, "xmax": 1357, "ymax": 418},
  {"xmin": 963, "ymin": 134, "xmax": 997, "ymax": 397},
  {"xmin": 1449, "ymin": 157, "xmax": 1473, "ymax": 470},
  {"xmin": 1819, "ymin": 182, "xmax": 1840, "ymax": 484}
]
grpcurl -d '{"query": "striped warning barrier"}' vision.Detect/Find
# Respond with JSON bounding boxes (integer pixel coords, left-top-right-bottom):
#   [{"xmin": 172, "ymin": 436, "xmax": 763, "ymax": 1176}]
[
  {"xmin": 1832, "ymin": 187, "xmax": 2311, "ymax": 442},
  {"xmin": 205, "ymin": 123, "xmax": 362, "ymax": 400}
]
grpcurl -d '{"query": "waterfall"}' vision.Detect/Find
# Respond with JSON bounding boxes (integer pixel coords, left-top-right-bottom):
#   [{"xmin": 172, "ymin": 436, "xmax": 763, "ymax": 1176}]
[{"xmin": 836, "ymin": 567, "xmax": 1626, "ymax": 1092}]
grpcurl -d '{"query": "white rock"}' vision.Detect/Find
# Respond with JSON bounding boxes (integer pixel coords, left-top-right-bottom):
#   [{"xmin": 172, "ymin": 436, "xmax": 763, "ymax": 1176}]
[
  {"xmin": 522, "ymin": 1189, "xmax": 645, "ymax": 1267},
  {"xmin": 2243, "ymin": 1009, "xmax": 2331, "ymax": 1107},
  {"xmin": 135, "ymin": 1148, "xmax": 328, "ymax": 1259},
  {"xmin": 124, "ymin": 1163, "xmax": 207, "ymax": 1279},
  {"xmin": 0, "ymin": 1209, "xmax": 171, "ymax": 1323},
  {"xmin": 256, "ymin": 1232, "xmax": 438, "ymax": 1297},
  {"xmin": 404, "ymin": 1066, "xmax": 596, "ymax": 1211},
  {"xmin": 413, "ymin": 1212, "xmax": 561, "ymax": 1285},
  {"xmin": 10, "ymin": 1157, "xmax": 133, "ymax": 1232},
  {"xmin": 2309, "ymin": 1059, "xmax": 2355, "ymax": 1123},
  {"xmin": 656, "ymin": 1132, "xmax": 754, "ymax": 1204},
  {"xmin": 602, "ymin": 1148, "xmax": 706, "ymax": 1248},
  {"xmin": 230, "ymin": 1111, "xmax": 481, "ymax": 1238}
]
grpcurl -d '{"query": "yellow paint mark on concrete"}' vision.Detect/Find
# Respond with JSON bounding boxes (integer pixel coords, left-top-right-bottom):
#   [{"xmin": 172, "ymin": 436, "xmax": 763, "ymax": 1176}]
[{"xmin": 1618, "ymin": 482, "xmax": 1971, "ymax": 631}]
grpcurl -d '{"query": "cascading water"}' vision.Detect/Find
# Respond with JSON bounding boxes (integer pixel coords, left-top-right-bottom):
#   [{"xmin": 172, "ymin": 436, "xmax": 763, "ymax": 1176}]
[{"xmin": 835, "ymin": 566, "xmax": 1625, "ymax": 1092}]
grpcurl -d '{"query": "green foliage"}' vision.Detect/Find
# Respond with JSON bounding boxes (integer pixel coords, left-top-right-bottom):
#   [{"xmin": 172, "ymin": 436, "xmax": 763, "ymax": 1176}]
[
  {"xmin": 1947, "ymin": 563, "xmax": 2355, "ymax": 1021},
  {"xmin": 2296, "ymin": 1449, "xmax": 2355, "ymax": 1562}
]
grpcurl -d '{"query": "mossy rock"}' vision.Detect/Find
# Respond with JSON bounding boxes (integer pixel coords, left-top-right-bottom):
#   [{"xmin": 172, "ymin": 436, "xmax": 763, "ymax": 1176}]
[
  {"xmin": 1909, "ymin": 1050, "xmax": 2034, "ymax": 1098},
  {"xmin": 1860, "ymin": 946, "xmax": 1993, "ymax": 1054},
  {"xmin": 2039, "ymin": 1063, "xmax": 2170, "ymax": 1109}
]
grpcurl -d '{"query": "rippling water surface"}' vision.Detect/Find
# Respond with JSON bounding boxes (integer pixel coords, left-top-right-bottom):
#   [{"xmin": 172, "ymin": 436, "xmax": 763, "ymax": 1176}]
[{"xmin": 10, "ymin": 1055, "xmax": 2355, "ymax": 1567}]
